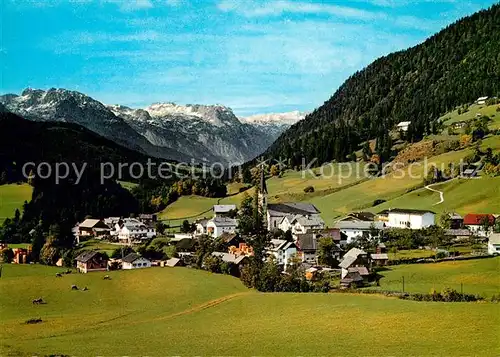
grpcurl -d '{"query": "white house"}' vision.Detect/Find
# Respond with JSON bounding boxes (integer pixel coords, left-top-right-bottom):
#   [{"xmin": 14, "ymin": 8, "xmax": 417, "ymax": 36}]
[
  {"xmin": 266, "ymin": 239, "xmax": 297, "ymax": 270},
  {"xmin": 386, "ymin": 209, "xmax": 435, "ymax": 229},
  {"xmin": 487, "ymin": 233, "xmax": 500, "ymax": 255},
  {"xmin": 476, "ymin": 96, "xmax": 488, "ymax": 105},
  {"xmin": 397, "ymin": 121, "xmax": 411, "ymax": 132},
  {"xmin": 104, "ymin": 217, "xmax": 121, "ymax": 235},
  {"xmin": 334, "ymin": 221, "xmax": 385, "ymax": 245},
  {"xmin": 194, "ymin": 218, "xmax": 209, "ymax": 236},
  {"xmin": 280, "ymin": 215, "xmax": 325, "ymax": 237},
  {"xmin": 213, "ymin": 205, "xmax": 237, "ymax": 217},
  {"xmin": 121, "ymin": 253, "xmax": 151, "ymax": 269},
  {"xmin": 118, "ymin": 218, "xmax": 156, "ymax": 243},
  {"xmin": 206, "ymin": 217, "xmax": 237, "ymax": 238},
  {"xmin": 266, "ymin": 203, "xmax": 322, "ymax": 232}
]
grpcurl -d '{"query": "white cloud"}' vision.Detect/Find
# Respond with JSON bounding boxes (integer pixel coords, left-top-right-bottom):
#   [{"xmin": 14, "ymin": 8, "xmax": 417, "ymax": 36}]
[
  {"xmin": 217, "ymin": 0, "xmax": 386, "ymax": 20},
  {"xmin": 101, "ymin": 0, "xmax": 153, "ymax": 11}
]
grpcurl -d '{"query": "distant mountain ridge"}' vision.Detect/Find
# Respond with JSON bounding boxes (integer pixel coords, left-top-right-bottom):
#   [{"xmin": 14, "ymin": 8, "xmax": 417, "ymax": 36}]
[{"xmin": 1, "ymin": 88, "xmax": 303, "ymax": 164}]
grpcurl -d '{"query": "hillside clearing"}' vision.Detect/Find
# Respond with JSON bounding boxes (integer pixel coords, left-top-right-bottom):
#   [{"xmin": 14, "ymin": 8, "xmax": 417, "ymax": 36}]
[{"xmin": 0, "ymin": 184, "xmax": 32, "ymax": 224}]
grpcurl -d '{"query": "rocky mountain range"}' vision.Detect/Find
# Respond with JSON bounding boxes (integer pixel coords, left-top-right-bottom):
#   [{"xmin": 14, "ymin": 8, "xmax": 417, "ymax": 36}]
[{"xmin": 0, "ymin": 88, "xmax": 304, "ymax": 164}]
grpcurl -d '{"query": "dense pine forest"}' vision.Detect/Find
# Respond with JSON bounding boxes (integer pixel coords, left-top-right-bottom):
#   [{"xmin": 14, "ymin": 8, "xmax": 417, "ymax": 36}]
[{"xmin": 263, "ymin": 4, "xmax": 500, "ymax": 166}]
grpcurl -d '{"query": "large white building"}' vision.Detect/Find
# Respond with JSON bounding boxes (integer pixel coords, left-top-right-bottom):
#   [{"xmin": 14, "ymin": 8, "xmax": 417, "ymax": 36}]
[{"xmin": 386, "ymin": 209, "xmax": 435, "ymax": 229}]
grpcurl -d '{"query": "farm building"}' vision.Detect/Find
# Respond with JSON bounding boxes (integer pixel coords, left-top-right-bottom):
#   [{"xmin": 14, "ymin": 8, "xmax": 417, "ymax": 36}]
[
  {"xmin": 445, "ymin": 212, "xmax": 464, "ymax": 229},
  {"xmin": 396, "ymin": 121, "xmax": 411, "ymax": 131},
  {"xmin": 77, "ymin": 219, "xmax": 111, "ymax": 241},
  {"xmin": 338, "ymin": 212, "xmax": 376, "ymax": 223},
  {"xmin": 213, "ymin": 205, "xmax": 237, "ymax": 217},
  {"xmin": 370, "ymin": 253, "xmax": 389, "ymax": 266},
  {"xmin": 339, "ymin": 248, "xmax": 369, "ymax": 279},
  {"xmin": 211, "ymin": 252, "xmax": 249, "ymax": 266},
  {"xmin": 463, "ymin": 213, "xmax": 495, "ymax": 237},
  {"xmin": 476, "ymin": 96, "xmax": 488, "ymax": 105},
  {"xmin": 75, "ymin": 251, "xmax": 109, "ymax": 273},
  {"xmin": 295, "ymin": 233, "xmax": 341, "ymax": 265},
  {"xmin": 165, "ymin": 257, "xmax": 184, "ymax": 267},
  {"xmin": 121, "ymin": 253, "xmax": 151, "ymax": 269}
]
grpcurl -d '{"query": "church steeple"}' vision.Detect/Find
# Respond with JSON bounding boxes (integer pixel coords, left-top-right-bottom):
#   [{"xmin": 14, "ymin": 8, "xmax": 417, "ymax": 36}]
[
  {"xmin": 259, "ymin": 167, "xmax": 268, "ymax": 195},
  {"xmin": 258, "ymin": 167, "xmax": 268, "ymax": 218}
]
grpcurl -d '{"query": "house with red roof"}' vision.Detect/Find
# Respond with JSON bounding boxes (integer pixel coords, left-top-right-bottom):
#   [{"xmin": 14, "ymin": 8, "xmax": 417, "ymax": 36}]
[{"xmin": 463, "ymin": 214, "xmax": 495, "ymax": 237}]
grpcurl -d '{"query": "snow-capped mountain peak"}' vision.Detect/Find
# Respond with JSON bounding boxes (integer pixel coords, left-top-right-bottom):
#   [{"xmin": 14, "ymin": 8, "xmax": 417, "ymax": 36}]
[{"xmin": 241, "ymin": 110, "xmax": 307, "ymax": 125}]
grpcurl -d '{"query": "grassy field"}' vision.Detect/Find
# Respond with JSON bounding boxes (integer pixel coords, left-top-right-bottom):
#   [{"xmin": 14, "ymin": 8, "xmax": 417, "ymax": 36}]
[
  {"xmin": 0, "ymin": 184, "xmax": 32, "ymax": 224},
  {"xmin": 77, "ymin": 239, "xmax": 125, "ymax": 257},
  {"xmin": 377, "ymin": 257, "xmax": 500, "ymax": 297},
  {"xmin": 1, "ymin": 264, "xmax": 499, "ymax": 356},
  {"xmin": 440, "ymin": 103, "xmax": 499, "ymax": 126},
  {"xmin": 371, "ymin": 176, "xmax": 500, "ymax": 216}
]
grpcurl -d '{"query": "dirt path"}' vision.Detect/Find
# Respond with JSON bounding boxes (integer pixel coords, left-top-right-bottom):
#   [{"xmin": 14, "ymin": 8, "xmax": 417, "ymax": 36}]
[{"xmin": 425, "ymin": 183, "xmax": 444, "ymax": 205}]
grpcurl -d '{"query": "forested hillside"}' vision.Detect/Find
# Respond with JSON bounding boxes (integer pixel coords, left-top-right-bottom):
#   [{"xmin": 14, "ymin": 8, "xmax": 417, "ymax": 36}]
[
  {"xmin": 0, "ymin": 112, "xmax": 151, "ymax": 183},
  {"xmin": 263, "ymin": 4, "xmax": 500, "ymax": 166}
]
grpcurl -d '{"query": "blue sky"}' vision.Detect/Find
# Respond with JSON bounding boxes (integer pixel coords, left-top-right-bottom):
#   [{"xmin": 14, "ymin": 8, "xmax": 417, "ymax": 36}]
[{"xmin": 1, "ymin": 0, "xmax": 497, "ymax": 116}]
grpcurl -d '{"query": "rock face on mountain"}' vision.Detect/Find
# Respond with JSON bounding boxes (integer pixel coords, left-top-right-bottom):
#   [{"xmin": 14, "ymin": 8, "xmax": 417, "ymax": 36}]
[
  {"xmin": 1, "ymin": 88, "xmax": 303, "ymax": 164},
  {"xmin": 109, "ymin": 102, "xmax": 276, "ymax": 164}
]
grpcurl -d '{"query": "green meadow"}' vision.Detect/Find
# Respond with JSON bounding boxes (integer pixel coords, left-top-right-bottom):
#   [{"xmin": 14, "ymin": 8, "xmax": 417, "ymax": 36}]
[
  {"xmin": 1, "ymin": 263, "xmax": 499, "ymax": 356},
  {"xmin": 0, "ymin": 184, "xmax": 32, "ymax": 225},
  {"xmin": 376, "ymin": 257, "xmax": 500, "ymax": 297}
]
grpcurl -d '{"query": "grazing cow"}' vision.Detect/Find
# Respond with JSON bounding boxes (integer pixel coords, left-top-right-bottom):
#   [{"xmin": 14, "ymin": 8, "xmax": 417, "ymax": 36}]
[
  {"xmin": 32, "ymin": 298, "xmax": 44, "ymax": 304},
  {"xmin": 82, "ymin": 287, "xmax": 88, "ymax": 291},
  {"xmin": 55, "ymin": 273, "xmax": 62, "ymax": 277},
  {"xmin": 103, "ymin": 275, "xmax": 111, "ymax": 280},
  {"xmin": 71, "ymin": 285, "xmax": 79, "ymax": 290}
]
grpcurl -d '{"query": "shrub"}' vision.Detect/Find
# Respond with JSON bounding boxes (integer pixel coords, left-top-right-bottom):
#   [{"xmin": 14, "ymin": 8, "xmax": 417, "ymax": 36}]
[
  {"xmin": 1, "ymin": 248, "xmax": 14, "ymax": 263},
  {"xmin": 303, "ymin": 186, "xmax": 315, "ymax": 193},
  {"xmin": 25, "ymin": 318, "xmax": 42, "ymax": 324},
  {"xmin": 373, "ymin": 199, "xmax": 386, "ymax": 207}
]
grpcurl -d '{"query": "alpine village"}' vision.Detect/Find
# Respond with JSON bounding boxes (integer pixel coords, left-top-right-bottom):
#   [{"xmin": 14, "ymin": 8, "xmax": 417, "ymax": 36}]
[{"xmin": 0, "ymin": 2, "xmax": 499, "ymax": 356}]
